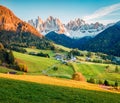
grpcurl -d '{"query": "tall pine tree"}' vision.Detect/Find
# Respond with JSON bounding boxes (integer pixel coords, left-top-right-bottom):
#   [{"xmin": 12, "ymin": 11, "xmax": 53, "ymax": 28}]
[{"xmin": 8, "ymin": 50, "xmax": 15, "ymax": 64}]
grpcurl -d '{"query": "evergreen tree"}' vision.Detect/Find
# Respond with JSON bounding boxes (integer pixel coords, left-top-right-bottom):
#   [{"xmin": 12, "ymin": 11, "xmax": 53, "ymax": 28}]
[
  {"xmin": 53, "ymin": 66, "xmax": 58, "ymax": 71},
  {"xmin": 87, "ymin": 77, "xmax": 96, "ymax": 84},
  {"xmin": 87, "ymin": 52, "xmax": 92, "ymax": 57},
  {"xmin": 98, "ymin": 79, "xmax": 103, "ymax": 84},
  {"xmin": 115, "ymin": 66, "xmax": 119, "ymax": 73},
  {"xmin": 8, "ymin": 50, "xmax": 15, "ymax": 64},
  {"xmin": 104, "ymin": 80, "xmax": 109, "ymax": 86},
  {"xmin": 0, "ymin": 49, "xmax": 8, "ymax": 63},
  {"xmin": 114, "ymin": 81, "xmax": 119, "ymax": 88}
]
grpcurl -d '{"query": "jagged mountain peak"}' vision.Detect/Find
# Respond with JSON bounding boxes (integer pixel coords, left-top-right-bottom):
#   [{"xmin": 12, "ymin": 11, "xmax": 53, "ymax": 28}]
[
  {"xmin": 30, "ymin": 16, "xmax": 67, "ymax": 35},
  {"xmin": 67, "ymin": 18, "xmax": 85, "ymax": 26},
  {"xmin": 28, "ymin": 16, "xmax": 108, "ymax": 38},
  {"xmin": 38, "ymin": 16, "xmax": 43, "ymax": 24},
  {"xmin": 47, "ymin": 16, "xmax": 54, "ymax": 21}
]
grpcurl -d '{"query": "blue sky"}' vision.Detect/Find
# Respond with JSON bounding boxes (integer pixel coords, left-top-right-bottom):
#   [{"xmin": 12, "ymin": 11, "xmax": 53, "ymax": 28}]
[{"xmin": 0, "ymin": 0, "xmax": 120, "ymax": 24}]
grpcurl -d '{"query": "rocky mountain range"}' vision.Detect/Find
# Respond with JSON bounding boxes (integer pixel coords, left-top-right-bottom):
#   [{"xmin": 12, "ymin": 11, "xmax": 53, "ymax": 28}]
[
  {"xmin": 0, "ymin": 5, "xmax": 120, "ymax": 57},
  {"xmin": 0, "ymin": 5, "xmax": 54, "ymax": 50},
  {"xmin": 46, "ymin": 21, "xmax": 120, "ymax": 56},
  {"xmin": 28, "ymin": 16, "xmax": 68, "ymax": 36},
  {"xmin": 28, "ymin": 16, "xmax": 112, "ymax": 38}
]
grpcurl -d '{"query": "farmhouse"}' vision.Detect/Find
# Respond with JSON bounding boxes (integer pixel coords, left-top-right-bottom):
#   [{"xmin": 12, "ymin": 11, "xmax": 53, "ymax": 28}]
[{"xmin": 54, "ymin": 53, "xmax": 64, "ymax": 60}]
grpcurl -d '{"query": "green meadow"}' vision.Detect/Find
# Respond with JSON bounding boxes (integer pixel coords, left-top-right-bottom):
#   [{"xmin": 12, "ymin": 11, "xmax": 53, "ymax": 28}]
[
  {"xmin": 76, "ymin": 63, "xmax": 120, "ymax": 84},
  {"xmin": 13, "ymin": 51, "xmax": 73, "ymax": 77},
  {"xmin": 0, "ymin": 78, "xmax": 120, "ymax": 103},
  {"xmin": 12, "ymin": 49, "xmax": 120, "ymax": 84}
]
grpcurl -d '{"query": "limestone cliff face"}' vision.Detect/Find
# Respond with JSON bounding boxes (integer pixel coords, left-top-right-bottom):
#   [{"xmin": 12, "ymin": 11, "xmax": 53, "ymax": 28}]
[
  {"xmin": 28, "ymin": 16, "xmax": 68, "ymax": 36},
  {"xmin": 0, "ymin": 5, "xmax": 43, "ymax": 38}
]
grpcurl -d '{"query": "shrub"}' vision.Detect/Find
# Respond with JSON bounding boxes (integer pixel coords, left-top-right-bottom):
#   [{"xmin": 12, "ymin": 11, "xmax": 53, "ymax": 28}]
[
  {"xmin": 98, "ymin": 79, "xmax": 103, "ymax": 84},
  {"xmin": 35, "ymin": 52, "xmax": 50, "ymax": 58},
  {"xmin": 92, "ymin": 59, "xmax": 102, "ymax": 63},
  {"xmin": 70, "ymin": 49, "xmax": 80, "ymax": 56},
  {"xmin": 115, "ymin": 66, "xmax": 119, "ymax": 73},
  {"xmin": 0, "ymin": 49, "xmax": 15, "ymax": 65},
  {"xmin": 59, "ymin": 48, "xmax": 65, "ymax": 52},
  {"xmin": 106, "ymin": 65, "xmax": 109, "ymax": 69},
  {"xmin": 72, "ymin": 72, "xmax": 86, "ymax": 81},
  {"xmin": 10, "ymin": 46, "xmax": 27, "ymax": 53},
  {"xmin": 67, "ymin": 49, "xmax": 80, "ymax": 59},
  {"xmin": 105, "ymin": 65, "xmax": 110, "ymax": 72},
  {"xmin": 114, "ymin": 81, "xmax": 119, "ymax": 88},
  {"xmin": 86, "ymin": 52, "xmax": 92, "ymax": 58},
  {"xmin": 29, "ymin": 52, "xmax": 50, "ymax": 58},
  {"xmin": 53, "ymin": 66, "xmax": 58, "ymax": 71},
  {"xmin": 104, "ymin": 80, "xmax": 109, "ymax": 86},
  {"xmin": 8, "ymin": 50, "xmax": 15, "ymax": 64},
  {"xmin": 18, "ymin": 63, "xmax": 28, "ymax": 72},
  {"xmin": 87, "ymin": 78, "xmax": 96, "ymax": 84}
]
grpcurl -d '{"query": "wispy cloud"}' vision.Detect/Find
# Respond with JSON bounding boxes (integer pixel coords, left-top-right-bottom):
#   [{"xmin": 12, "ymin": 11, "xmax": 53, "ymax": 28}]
[{"xmin": 83, "ymin": 3, "xmax": 120, "ymax": 21}]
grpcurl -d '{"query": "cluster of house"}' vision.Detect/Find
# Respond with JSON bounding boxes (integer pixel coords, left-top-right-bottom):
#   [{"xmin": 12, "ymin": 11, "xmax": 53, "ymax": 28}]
[{"xmin": 54, "ymin": 53, "xmax": 77, "ymax": 63}]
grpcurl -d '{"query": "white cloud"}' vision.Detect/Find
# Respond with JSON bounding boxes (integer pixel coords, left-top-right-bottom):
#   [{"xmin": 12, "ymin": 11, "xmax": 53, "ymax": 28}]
[{"xmin": 83, "ymin": 3, "xmax": 120, "ymax": 21}]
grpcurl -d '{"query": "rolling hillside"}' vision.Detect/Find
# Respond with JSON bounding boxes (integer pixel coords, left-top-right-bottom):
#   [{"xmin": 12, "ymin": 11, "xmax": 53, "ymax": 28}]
[
  {"xmin": 0, "ymin": 78, "xmax": 120, "ymax": 103},
  {"xmin": 11, "ymin": 49, "xmax": 120, "ymax": 83},
  {"xmin": 0, "ymin": 3, "xmax": 120, "ymax": 103},
  {"xmin": 13, "ymin": 51, "xmax": 73, "ymax": 78},
  {"xmin": 0, "ymin": 73, "xmax": 119, "ymax": 93}
]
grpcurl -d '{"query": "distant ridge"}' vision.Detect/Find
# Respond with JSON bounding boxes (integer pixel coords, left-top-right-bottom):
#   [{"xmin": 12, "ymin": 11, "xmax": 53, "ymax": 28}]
[
  {"xmin": 81, "ymin": 21, "xmax": 120, "ymax": 56},
  {"xmin": 28, "ymin": 16, "xmax": 107, "ymax": 38}
]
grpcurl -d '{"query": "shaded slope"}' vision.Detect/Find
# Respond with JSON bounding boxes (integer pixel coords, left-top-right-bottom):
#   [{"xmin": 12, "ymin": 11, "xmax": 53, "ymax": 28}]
[
  {"xmin": 46, "ymin": 31, "xmax": 92, "ymax": 48},
  {"xmin": 46, "ymin": 31, "xmax": 74, "ymax": 48},
  {"xmin": 82, "ymin": 22, "xmax": 120, "ymax": 56}
]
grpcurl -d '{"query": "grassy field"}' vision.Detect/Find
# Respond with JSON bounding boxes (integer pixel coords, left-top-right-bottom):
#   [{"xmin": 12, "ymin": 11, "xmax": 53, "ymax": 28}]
[
  {"xmin": 54, "ymin": 44, "xmax": 71, "ymax": 52},
  {"xmin": 13, "ymin": 51, "xmax": 58, "ymax": 74},
  {"xmin": 13, "ymin": 51, "xmax": 73, "ymax": 77},
  {"xmin": 46, "ymin": 63, "xmax": 73, "ymax": 79},
  {"xmin": 25, "ymin": 48, "xmax": 55, "ymax": 57},
  {"xmin": 12, "ymin": 50, "xmax": 120, "ymax": 82},
  {"xmin": 76, "ymin": 63, "xmax": 120, "ymax": 83},
  {"xmin": 0, "ymin": 73, "xmax": 119, "ymax": 93},
  {"xmin": 0, "ymin": 66, "xmax": 23, "ymax": 74},
  {"xmin": 0, "ymin": 77, "xmax": 120, "ymax": 103}
]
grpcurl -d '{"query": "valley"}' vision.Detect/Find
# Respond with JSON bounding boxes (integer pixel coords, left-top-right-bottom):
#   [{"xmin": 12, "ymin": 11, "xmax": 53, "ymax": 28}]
[
  {"xmin": 13, "ymin": 48, "xmax": 120, "ymax": 84},
  {"xmin": 1, "ymin": 47, "xmax": 120, "ymax": 85},
  {"xmin": 0, "ymin": 2, "xmax": 120, "ymax": 103}
]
